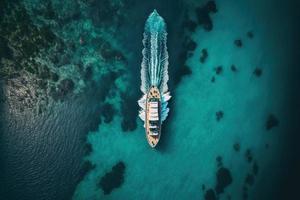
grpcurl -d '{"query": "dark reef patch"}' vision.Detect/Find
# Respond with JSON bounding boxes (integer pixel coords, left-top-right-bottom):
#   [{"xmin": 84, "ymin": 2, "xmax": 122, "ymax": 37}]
[
  {"xmin": 98, "ymin": 161, "xmax": 126, "ymax": 195},
  {"xmin": 204, "ymin": 189, "xmax": 217, "ymax": 200},
  {"xmin": 247, "ymin": 31, "xmax": 254, "ymax": 38},
  {"xmin": 78, "ymin": 161, "xmax": 96, "ymax": 183},
  {"xmin": 245, "ymin": 174, "xmax": 255, "ymax": 186},
  {"xmin": 253, "ymin": 67, "xmax": 263, "ymax": 77},
  {"xmin": 195, "ymin": 1, "xmax": 217, "ymax": 31},
  {"xmin": 240, "ymin": 151, "xmax": 260, "ymax": 199},
  {"xmin": 242, "ymin": 186, "xmax": 248, "ymax": 200},
  {"xmin": 79, "ymin": 161, "xmax": 96, "ymax": 178},
  {"xmin": 183, "ymin": 18, "xmax": 197, "ymax": 32},
  {"xmin": 231, "ymin": 65, "xmax": 238, "ymax": 72},
  {"xmin": 252, "ymin": 161, "xmax": 259, "ymax": 175},
  {"xmin": 234, "ymin": 39, "xmax": 243, "ymax": 47},
  {"xmin": 233, "ymin": 142, "xmax": 240, "ymax": 152},
  {"xmin": 202, "ymin": 156, "xmax": 232, "ymax": 199},
  {"xmin": 101, "ymin": 103, "xmax": 115, "ymax": 123},
  {"xmin": 169, "ymin": 14, "xmax": 197, "ymax": 88},
  {"xmin": 88, "ymin": 109, "xmax": 102, "ymax": 132},
  {"xmin": 84, "ymin": 143, "xmax": 93, "ymax": 156},
  {"xmin": 174, "ymin": 64, "xmax": 192, "ymax": 85},
  {"xmin": 216, "ymin": 111, "xmax": 224, "ymax": 121},
  {"xmin": 89, "ymin": 70, "xmax": 121, "ymax": 104},
  {"xmin": 120, "ymin": 92, "xmax": 138, "ymax": 132},
  {"xmin": 200, "ymin": 48, "xmax": 208, "ymax": 63},
  {"xmin": 215, "ymin": 167, "xmax": 233, "ymax": 194},
  {"xmin": 214, "ymin": 66, "xmax": 223, "ymax": 75},
  {"xmin": 245, "ymin": 149, "xmax": 253, "ymax": 163},
  {"xmin": 216, "ymin": 156, "xmax": 223, "ymax": 167},
  {"xmin": 265, "ymin": 114, "xmax": 279, "ymax": 130},
  {"xmin": 211, "ymin": 76, "xmax": 215, "ymax": 83},
  {"xmin": 183, "ymin": 37, "xmax": 197, "ymax": 52}
]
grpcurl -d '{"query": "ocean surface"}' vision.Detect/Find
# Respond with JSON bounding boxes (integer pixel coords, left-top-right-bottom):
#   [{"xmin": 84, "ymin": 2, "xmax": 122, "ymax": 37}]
[{"xmin": 0, "ymin": 0, "xmax": 300, "ymax": 200}]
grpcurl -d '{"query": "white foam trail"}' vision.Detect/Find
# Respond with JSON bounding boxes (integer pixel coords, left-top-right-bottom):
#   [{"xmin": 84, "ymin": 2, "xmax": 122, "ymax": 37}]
[{"xmin": 138, "ymin": 10, "xmax": 171, "ymax": 124}]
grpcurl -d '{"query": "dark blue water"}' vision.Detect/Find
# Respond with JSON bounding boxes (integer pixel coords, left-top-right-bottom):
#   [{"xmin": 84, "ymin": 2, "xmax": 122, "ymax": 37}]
[{"xmin": 0, "ymin": 88, "xmax": 101, "ymax": 199}]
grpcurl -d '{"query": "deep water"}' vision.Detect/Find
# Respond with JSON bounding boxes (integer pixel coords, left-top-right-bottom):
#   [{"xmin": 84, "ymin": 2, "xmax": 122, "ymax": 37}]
[{"xmin": 1, "ymin": 0, "xmax": 300, "ymax": 200}]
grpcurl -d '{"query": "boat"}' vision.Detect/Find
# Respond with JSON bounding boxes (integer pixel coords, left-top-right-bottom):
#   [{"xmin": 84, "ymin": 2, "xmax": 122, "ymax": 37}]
[
  {"xmin": 145, "ymin": 86, "xmax": 161, "ymax": 147},
  {"xmin": 138, "ymin": 10, "xmax": 171, "ymax": 148}
]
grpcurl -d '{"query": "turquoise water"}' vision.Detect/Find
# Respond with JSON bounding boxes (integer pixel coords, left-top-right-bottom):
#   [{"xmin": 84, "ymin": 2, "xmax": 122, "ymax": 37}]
[{"xmin": 73, "ymin": 0, "xmax": 294, "ymax": 199}]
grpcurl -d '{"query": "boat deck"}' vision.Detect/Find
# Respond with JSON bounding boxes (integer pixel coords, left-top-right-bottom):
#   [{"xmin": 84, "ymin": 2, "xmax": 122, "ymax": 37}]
[{"xmin": 146, "ymin": 86, "xmax": 161, "ymax": 147}]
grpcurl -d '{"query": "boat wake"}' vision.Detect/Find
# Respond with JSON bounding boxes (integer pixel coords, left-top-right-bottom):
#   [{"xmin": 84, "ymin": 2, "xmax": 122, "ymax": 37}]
[{"xmin": 138, "ymin": 10, "xmax": 171, "ymax": 126}]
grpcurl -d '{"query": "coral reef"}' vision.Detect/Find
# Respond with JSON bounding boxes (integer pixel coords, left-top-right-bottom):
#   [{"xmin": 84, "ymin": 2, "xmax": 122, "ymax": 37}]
[{"xmin": 98, "ymin": 161, "xmax": 126, "ymax": 195}]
